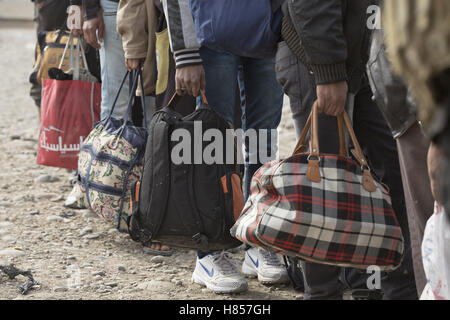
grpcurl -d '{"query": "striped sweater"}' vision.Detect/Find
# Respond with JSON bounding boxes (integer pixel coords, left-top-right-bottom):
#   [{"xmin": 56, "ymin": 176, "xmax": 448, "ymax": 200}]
[{"xmin": 162, "ymin": 0, "xmax": 202, "ymax": 68}]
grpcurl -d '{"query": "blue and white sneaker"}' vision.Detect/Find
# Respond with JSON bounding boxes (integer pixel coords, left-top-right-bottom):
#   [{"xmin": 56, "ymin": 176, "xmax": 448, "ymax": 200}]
[
  {"xmin": 242, "ymin": 247, "xmax": 290, "ymax": 284},
  {"xmin": 192, "ymin": 251, "xmax": 248, "ymax": 294}
]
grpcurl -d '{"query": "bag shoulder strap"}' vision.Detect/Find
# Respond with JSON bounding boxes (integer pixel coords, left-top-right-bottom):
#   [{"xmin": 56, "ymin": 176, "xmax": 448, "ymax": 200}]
[{"xmin": 136, "ymin": 114, "xmax": 172, "ymax": 244}]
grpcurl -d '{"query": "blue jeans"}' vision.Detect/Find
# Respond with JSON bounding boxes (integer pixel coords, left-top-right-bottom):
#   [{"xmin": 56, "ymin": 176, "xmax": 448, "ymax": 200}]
[
  {"xmin": 199, "ymin": 46, "xmax": 283, "ymax": 200},
  {"xmin": 197, "ymin": 47, "xmax": 283, "ymax": 258},
  {"xmin": 99, "ymin": 0, "xmax": 129, "ymax": 120}
]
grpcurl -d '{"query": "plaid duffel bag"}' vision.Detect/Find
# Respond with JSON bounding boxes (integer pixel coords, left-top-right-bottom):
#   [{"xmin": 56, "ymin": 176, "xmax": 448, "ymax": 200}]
[{"xmin": 231, "ymin": 103, "xmax": 404, "ymax": 271}]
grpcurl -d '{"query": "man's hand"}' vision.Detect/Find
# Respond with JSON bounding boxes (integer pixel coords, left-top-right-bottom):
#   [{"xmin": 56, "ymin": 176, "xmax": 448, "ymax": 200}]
[
  {"xmin": 126, "ymin": 58, "xmax": 145, "ymax": 72},
  {"xmin": 316, "ymin": 81, "xmax": 348, "ymax": 116},
  {"xmin": 82, "ymin": 14, "xmax": 104, "ymax": 49},
  {"xmin": 175, "ymin": 65, "xmax": 206, "ymax": 97}
]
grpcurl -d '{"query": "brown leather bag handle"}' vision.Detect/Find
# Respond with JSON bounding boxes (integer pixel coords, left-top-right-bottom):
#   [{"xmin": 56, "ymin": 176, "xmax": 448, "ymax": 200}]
[
  {"xmin": 166, "ymin": 90, "xmax": 208, "ymax": 109},
  {"xmin": 341, "ymin": 111, "xmax": 370, "ymax": 170},
  {"xmin": 292, "ymin": 101, "xmax": 377, "ymax": 192},
  {"xmin": 292, "ymin": 112, "xmax": 312, "ymax": 155},
  {"xmin": 292, "ymin": 101, "xmax": 348, "ymax": 157}
]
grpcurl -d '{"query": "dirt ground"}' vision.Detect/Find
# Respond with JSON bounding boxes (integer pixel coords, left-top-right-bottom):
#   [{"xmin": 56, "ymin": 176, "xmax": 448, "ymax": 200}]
[{"xmin": 0, "ymin": 22, "xmax": 302, "ymax": 300}]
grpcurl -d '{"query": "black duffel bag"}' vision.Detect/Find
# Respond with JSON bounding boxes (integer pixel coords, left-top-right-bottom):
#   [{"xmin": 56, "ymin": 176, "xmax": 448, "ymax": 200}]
[{"xmin": 128, "ymin": 93, "xmax": 245, "ymax": 251}]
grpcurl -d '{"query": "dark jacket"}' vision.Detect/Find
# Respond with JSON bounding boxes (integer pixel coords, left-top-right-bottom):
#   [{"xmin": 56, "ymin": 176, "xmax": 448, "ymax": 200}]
[
  {"xmin": 282, "ymin": 0, "xmax": 372, "ymax": 93},
  {"xmin": 367, "ymin": 29, "xmax": 417, "ymax": 139},
  {"xmin": 163, "ymin": 0, "xmax": 284, "ymax": 68}
]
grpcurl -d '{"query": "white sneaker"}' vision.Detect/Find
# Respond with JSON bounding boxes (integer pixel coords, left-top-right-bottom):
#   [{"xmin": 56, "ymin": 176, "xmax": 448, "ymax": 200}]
[
  {"xmin": 242, "ymin": 247, "xmax": 290, "ymax": 284},
  {"xmin": 192, "ymin": 251, "xmax": 248, "ymax": 294}
]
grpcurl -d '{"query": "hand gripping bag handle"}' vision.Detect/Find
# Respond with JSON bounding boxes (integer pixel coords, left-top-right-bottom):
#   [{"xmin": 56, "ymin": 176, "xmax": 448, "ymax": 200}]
[
  {"xmin": 292, "ymin": 105, "xmax": 347, "ymax": 157},
  {"xmin": 292, "ymin": 101, "xmax": 377, "ymax": 191},
  {"xmin": 165, "ymin": 90, "xmax": 208, "ymax": 109}
]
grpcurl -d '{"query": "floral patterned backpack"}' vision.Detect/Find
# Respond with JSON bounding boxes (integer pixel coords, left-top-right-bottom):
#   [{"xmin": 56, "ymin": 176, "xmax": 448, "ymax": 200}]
[{"xmin": 75, "ymin": 67, "xmax": 148, "ymax": 231}]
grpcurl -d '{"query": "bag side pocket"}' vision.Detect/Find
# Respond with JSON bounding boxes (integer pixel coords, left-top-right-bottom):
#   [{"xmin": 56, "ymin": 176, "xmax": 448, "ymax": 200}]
[{"xmin": 221, "ymin": 173, "xmax": 245, "ymax": 223}]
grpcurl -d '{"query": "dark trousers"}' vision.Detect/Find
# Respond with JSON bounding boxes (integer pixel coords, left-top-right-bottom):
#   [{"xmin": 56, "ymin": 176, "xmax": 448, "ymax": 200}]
[{"xmin": 275, "ymin": 41, "xmax": 418, "ymax": 300}]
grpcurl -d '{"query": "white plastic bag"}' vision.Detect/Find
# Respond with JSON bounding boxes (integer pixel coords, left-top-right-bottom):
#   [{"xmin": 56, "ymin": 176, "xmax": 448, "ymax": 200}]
[{"xmin": 421, "ymin": 202, "xmax": 450, "ymax": 300}]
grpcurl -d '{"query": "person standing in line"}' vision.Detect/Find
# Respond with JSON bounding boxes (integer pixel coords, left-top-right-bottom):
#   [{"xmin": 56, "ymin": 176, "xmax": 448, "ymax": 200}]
[
  {"xmin": 383, "ymin": 0, "xmax": 450, "ymax": 300},
  {"xmin": 162, "ymin": 0, "xmax": 289, "ymax": 294},
  {"xmin": 116, "ymin": 0, "xmax": 196, "ymax": 119},
  {"xmin": 29, "ymin": 0, "xmax": 77, "ymax": 119},
  {"xmin": 68, "ymin": 0, "xmax": 170, "ymax": 255},
  {"xmin": 367, "ymin": 27, "xmax": 434, "ymax": 297},
  {"xmin": 275, "ymin": 0, "xmax": 418, "ymax": 299},
  {"xmin": 74, "ymin": 0, "xmax": 130, "ymax": 120}
]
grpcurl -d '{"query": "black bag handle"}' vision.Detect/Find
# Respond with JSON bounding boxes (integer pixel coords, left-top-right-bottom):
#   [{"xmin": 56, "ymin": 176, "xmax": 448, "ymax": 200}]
[
  {"xmin": 165, "ymin": 90, "xmax": 208, "ymax": 109},
  {"xmin": 106, "ymin": 63, "xmax": 148, "ymax": 129}
]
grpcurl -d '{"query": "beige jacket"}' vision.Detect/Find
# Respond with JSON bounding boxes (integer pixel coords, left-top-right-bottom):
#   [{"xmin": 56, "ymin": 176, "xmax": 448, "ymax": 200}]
[{"xmin": 117, "ymin": 0, "xmax": 157, "ymax": 96}]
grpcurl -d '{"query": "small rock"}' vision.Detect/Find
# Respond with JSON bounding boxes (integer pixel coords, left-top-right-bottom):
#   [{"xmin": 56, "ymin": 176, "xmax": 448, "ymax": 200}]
[
  {"xmin": 0, "ymin": 229, "xmax": 9, "ymax": 236},
  {"xmin": 34, "ymin": 175, "xmax": 59, "ymax": 183},
  {"xmin": 59, "ymin": 211, "xmax": 76, "ymax": 218},
  {"xmin": 79, "ymin": 226, "xmax": 94, "ymax": 237},
  {"xmin": 22, "ymin": 136, "xmax": 38, "ymax": 143},
  {"xmin": 53, "ymin": 286, "xmax": 68, "ymax": 293},
  {"xmin": 0, "ymin": 222, "xmax": 13, "ymax": 228},
  {"xmin": 92, "ymin": 271, "xmax": 106, "ymax": 277},
  {"xmin": 150, "ymin": 256, "xmax": 166, "ymax": 263},
  {"xmin": 136, "ymin": 280, "xmax": 172, "ymax": 291},
  {"xmin": 13, "ymin": 195, "xmax": 24, "ymax": 202},
  {"xmin": 0, "ymin": 201, "xmax": 12, "ymax": 208},
  {"xmin": 151, "ymin": 263, "xmax": 163, "ymax": 268},
  {"xmin": 84, "ymin": 233, "xmax": 101, "ymax": 240},
  {"xmin": 81, "ymin": 263, "xmax": 93, "ymax": 268},
  {"xmin": 0, "ymin": 248, "xmax": 25, "ymax": 257},
  {"xmin": 10, "ymin": 134, "xmax": 21, "ymax": 140},
  {"xmin": 51, "ymin": 195, "xmax": 65, "ymax": 202},
  {"xmin": 2, "ymin": 235, "xmax": 16, "ymax": 242},
  {"xmin": 46, "ymin": 215, "xmax": 63, "ymax": 223},
  {"xmin": 96, "ymin": 289, "xmax": 112, "ymax": 294},
  {"xmin": 163, "ymin": 269, "xmax": 177, "ymax": 274},
  {"xmin": 105, "ymin": 282, "xmax": 118, "ymax": 288},
  {"xmin": 117, "ymin": 265, "xmax": 126, "ymax": 272},
  {"xmin": 107, "ymin": 228, "xmax": 118, "ymax": 235},
  {"xmin": 171, "ymin": 279, "xmax": 183, "ymax": 287},
  {"xmin": 81, "ymin": 210, "xmax": 98, "ymax": 219},
  {"xmin": 29, "ymin": 210, "xmax": 40, "ymax": 215},
  {"xmin": 35, "ymin": 193, "xmax": 58, "ymax": 200}
]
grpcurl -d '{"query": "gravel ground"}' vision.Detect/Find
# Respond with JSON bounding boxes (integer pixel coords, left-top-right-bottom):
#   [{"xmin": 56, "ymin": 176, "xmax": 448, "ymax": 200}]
[{"xmin": 0, "ymin": 26, "xmax": 302, "ymax": 300}]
